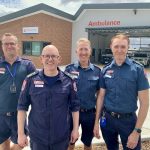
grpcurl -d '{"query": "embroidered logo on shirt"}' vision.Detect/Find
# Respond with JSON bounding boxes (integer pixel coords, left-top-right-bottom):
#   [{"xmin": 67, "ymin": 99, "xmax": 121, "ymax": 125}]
[
  {"xmin": 34, "ymin": 80, "xmax": 44, "ymax": 87},
  {"xmin": 105, "ymin": 70, "xmax": 114, "ymax": 78},
  {"xmin": 70, "ymin": 71, "xmax": 79, "ymax": 79},
  {"xmin": 0, "ymin": 68, "xmax": 5, "ymax": 74}
]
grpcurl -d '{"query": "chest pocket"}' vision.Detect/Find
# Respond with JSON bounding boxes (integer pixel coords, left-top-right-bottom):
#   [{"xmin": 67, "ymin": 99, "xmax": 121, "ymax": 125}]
[
  {"xmin": 104, "ymin": 74, "xmax": 115, "ymax": 89},
  {"xmin": 88, "ymin": 76, "xmax": 99, "ymax": 89},
  {"xmin": 119, "ymin": 77, "xmax": 136, "ymax": 91},
  {"xmin": 53, "ymin": 88, "xmax": 69, "ymax": 107},
  {"xmin": 29, "ymin": 86, "xmax": 48, "ymax": 111}
]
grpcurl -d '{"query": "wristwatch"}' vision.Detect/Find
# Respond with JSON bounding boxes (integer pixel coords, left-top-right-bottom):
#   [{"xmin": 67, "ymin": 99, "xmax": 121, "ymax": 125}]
[{"xmin": 134, "ymin": 128, "xmax": 142, "ymax": 133}]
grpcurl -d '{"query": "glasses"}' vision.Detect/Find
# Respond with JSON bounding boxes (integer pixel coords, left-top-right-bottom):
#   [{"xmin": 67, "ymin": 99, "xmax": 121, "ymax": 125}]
[
  {"xmin": 2, "ymin": 42, "xmax": 16, "ymax": 46},
  {"xmin": 42, "ymin": 54, "xmax": 59, "ymax": 60}
]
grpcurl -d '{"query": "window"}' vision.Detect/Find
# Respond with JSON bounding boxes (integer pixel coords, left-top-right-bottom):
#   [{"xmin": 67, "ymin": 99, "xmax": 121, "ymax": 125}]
[
  {"xmin": 129, "ymin": 37, "xmax": 150, "ymax": 51},
  {"xmin": 23, "ymin": 41, "xmax": 51, "ymax": 56}
]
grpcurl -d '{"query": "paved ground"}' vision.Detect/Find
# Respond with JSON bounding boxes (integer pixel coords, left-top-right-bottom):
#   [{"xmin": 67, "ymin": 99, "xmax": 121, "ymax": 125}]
[{"xmin": 23, "ymin": 68, "xmax": 150, "ymax": 150}]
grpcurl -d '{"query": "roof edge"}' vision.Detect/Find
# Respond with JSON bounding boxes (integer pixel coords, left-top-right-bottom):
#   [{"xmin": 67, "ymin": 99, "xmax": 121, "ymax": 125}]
[{"xmin": 0, "ymin": 3, "xmax": 74, "ymax": 23}]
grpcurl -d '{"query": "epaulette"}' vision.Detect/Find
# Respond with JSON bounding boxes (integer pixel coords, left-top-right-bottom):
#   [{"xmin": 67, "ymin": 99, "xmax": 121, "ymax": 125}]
[
  {"xmin": 65, "ymin": 63, "xmax": 74, "ymax": 68},
  {"xmin": 132, "ymin": 59, "xmax": 144, "ymax": 67},
  {"xmin": 103, "ymin": 62, "xmax": 112, "ymax": 69},
  {"xmin": 63, "ymin": 71, "xmax": 74, "ymax": 80},
  {"xmin": 101, "ymin": 62, "xmax": 112, "ymax": 74},
  {"xmin": 27, "ymin": 70, "xmax": 39, "ymax": 78},
  {"xmin": 21, "ymin": 57, "xmax": 32, "ymax": 61}
]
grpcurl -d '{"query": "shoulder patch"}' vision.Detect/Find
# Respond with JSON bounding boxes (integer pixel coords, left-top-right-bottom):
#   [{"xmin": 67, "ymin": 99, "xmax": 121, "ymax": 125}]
[
  {"xmin": 21, "ymin": 56, "xmax": 32, "ymax": 61},
  {"xmin": 27, "ymin": 71, "xmax": 39, "ymax": 78}
]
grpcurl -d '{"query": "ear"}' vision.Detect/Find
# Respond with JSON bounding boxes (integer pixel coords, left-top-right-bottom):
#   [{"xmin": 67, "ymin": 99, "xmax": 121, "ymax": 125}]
[{"xmin": 58, "ymin": 56, "xmax": 62, "ymax": 64}]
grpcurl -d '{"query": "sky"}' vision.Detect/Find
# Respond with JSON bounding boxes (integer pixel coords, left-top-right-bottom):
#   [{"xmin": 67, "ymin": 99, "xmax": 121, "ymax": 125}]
[{"xmin": 0, "ymin": 0, "xmax": 150, "ymax": 17}]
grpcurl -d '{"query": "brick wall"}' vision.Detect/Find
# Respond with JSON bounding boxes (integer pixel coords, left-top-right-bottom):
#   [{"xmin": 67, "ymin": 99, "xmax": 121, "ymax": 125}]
[{"xmin": 0, "ymin": 13, "xmax": 72, "ymax": 68}]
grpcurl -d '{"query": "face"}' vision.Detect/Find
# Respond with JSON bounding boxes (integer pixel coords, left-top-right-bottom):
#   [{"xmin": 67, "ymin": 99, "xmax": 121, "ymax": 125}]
[
  {"xmin": 76, "ymin": 42, "xmax": 91, "ymax": 63},
  {"xmin": 2, "ymin": 35, "xmax": 18, "ymax": 57},
  {"xmin": 41, "ymin": 45, "xmax": 61, "ymax": 71},
  {"xmin": 110, "ymin": 38, "xmax": 128, "ymax": 61}
]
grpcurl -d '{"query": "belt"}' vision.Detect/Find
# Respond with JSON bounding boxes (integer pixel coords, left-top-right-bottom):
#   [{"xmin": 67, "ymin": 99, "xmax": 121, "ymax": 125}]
[
  {"xmin": 0, "ymin": 112, "xmax": 17, "ymax": 117},
  {"xmin": 104, "ymin": 109, "xmax": 133, "ymax": 119},
  {"xmin": 80, "ymin": 108, "xmax": 95, "ymax": 113}
]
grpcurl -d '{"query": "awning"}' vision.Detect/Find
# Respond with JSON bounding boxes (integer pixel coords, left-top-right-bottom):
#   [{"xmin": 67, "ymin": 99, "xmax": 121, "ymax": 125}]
[{"xmin": 86, "ymin": 26, "xmax": 150, "ymax": 36}]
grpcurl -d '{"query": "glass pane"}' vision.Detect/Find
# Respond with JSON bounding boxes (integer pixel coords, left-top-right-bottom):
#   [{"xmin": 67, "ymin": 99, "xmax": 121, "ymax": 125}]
[
  {"xmin": 141, "ymin": 37, "xmax": 150, "ymax": 44},
  {"xmin": 32, "ymin": 42, "xmax": 41, "ymax": 56},
  {"xmin": 23, "ymin": 42, "xmax": 32, "ymax": 55},
  {"xmin": 129, "ymin": 38, "xmax": 140, "ymax": 44},
  {"xmin": 129, "ymin": 45, "xmax": 140, "ymax": 50}
]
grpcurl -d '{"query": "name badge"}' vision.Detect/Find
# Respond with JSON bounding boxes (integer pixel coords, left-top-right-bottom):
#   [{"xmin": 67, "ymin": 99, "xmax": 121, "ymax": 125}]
[
  {"xmin": 104, "ymin": 74, "xmax": 112, "ymax": 78},
  {"xmin": 0, "ymin": 68, "xmax": 5, "ymax": 74}
]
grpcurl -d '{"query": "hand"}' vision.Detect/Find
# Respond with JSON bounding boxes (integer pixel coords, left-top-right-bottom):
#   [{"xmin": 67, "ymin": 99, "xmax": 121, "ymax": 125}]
[
  {"xmin": 70, "ymin": 129, "xmax": 79, "ymax": 144},
  {"xmin": 18, "ymin": 134, "xmax": 28, "ymax": 148},
  {"xmin": 127, "ymin": 131, "xmax": 140, "ymax": 149},
  {"xmin": 93, "ymin": 123, "xmax": 100, "ymax": 139}
]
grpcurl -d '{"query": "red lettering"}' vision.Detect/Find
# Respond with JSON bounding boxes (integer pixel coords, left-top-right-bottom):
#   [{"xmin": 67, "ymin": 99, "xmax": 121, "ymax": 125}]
[
  {"xmin": 88, "ymin": 20, "xmax": 121, "ymax": 27},
  {"xmin": 88, "ymin": 21, "xmax": 93, "ymax": 26}
]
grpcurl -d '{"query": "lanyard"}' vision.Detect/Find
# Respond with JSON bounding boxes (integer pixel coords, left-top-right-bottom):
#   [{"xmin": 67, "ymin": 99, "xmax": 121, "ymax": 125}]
[{"xmin": 6, "ymin": 64, "xmax": 17, "ymax": 79}]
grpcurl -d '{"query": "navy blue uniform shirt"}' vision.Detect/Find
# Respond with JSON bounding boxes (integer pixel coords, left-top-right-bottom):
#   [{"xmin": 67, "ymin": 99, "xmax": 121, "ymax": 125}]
[
  {"xmin": 0, "ymin": 56, "xmax": 35, "ymax": 113},
  {"xmin": 101, "ymin": 57, "xmax": 149, "ymax": 113},
  {"xmin": 18, "ymin": 69, "xmax": 80, "ymax": 145},
  {"xmin": 65, "ymin": 61, "xmax": 101, "ymax": 109}
]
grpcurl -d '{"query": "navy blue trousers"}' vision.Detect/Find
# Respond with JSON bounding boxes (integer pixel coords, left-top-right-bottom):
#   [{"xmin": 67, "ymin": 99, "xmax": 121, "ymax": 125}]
[
  {"xmin": 100, "ymin": 112, "xmax": 141, "ymax": 150},
  {"xmin": 30, "ymin": 138, "xmax": 69, "ymax": 150}
]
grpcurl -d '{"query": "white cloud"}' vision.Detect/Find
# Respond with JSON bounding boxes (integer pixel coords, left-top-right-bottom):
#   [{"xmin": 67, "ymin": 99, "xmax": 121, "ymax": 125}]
[{"xmin": 0, "ymin": 0, "xmax": 150, "ymax": 17}]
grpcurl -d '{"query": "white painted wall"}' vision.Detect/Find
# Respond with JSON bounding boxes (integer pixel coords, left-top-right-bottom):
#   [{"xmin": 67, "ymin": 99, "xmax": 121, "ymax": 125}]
[{"xmin": 71, "ymin": 9, "xmax": 150, "ymax": 62}]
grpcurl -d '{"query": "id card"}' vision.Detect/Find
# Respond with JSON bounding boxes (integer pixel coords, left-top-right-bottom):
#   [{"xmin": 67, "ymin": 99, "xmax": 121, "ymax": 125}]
[{"xmin": 10, "ymin": 83, "xmax": 16, "ymax": 93}]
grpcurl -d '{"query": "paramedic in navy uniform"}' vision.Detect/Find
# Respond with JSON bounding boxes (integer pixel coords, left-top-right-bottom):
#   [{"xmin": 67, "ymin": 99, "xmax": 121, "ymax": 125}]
[
  {"xmin": 65, "ymin": 38, "xmax": 101, "ymax": 150},
  {"xmin": 17, "ymin": 45, "xmax": 80, "ymax": 150},
  {"xmin": 94, "ymin": 34, "xmax": 149, "ymax": 150},
  {"xmin": 0, "ymin": 33, "xmax": 35, "ymax": 150}
]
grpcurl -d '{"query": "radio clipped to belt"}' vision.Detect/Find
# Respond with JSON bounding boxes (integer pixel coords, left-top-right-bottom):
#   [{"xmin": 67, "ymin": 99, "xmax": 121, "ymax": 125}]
[{"xmin": 100, "ymin": 111, "xmax": 106, "ymax": 127}]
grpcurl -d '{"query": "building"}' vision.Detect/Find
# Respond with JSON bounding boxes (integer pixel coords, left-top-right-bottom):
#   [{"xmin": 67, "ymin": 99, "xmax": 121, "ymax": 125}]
[{"xmin": 1, "ymin": 3, "xmax": 150, "ymax": 67}]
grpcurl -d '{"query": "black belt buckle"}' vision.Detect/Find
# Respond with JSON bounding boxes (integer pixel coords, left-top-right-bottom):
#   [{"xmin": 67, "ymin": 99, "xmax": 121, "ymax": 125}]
[
  {"xmin": 6, "ymin": 112, "xmax": 15, "ymax": 116},
  {"xmin": 111, "ymin": 112, "xmax": 120, "ymax": 118},
  {"xmin": 6, "ymin": 112, "xmax": 12, "ymax": 116}
]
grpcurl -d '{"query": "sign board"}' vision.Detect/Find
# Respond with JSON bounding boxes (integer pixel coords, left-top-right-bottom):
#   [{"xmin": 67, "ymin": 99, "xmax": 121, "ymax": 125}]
[{"xmin": 22, "ymin": 27, "xmax": 39, "ymax": 34}]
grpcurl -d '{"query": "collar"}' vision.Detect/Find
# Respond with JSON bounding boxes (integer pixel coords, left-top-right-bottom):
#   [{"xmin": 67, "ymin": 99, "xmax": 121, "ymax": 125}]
[
  {"xmin": 1, "ymin": 56, "xmax": 21, "ymax": 63},
  {"xmin": 74, "ymin": 61, "xmax": 94, "ymax": 71},
  {"xmin": 110, "ymin": 57, "xmax": 131, "ymax": 67},
  {"xmin": 39, "ymin": 68, "xmax": 64, "ymax": 83}
]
